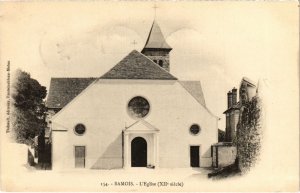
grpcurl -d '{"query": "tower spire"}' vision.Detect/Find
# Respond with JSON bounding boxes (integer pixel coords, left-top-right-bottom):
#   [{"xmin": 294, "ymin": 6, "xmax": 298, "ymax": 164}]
[
  {"xmin": 141, "ymin": 20, "xmax": 172, "ymax": 72},
  {"xmin": 142, "ymin": 20, "xmax": 172, "ymax": 50}
]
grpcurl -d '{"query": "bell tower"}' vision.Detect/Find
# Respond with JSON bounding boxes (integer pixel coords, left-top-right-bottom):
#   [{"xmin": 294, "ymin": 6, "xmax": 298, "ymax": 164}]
[{"xmin": 141, "ymin": 20, "xmax": 172, "ymax": 72}]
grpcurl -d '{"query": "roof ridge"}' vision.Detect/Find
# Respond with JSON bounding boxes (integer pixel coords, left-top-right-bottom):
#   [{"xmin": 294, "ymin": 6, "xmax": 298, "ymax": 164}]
[
  {"xmin": 178, "ymin": 80, "xmax": 205, "ymax": 105},
  {"xmin": 98, "ymin": 50, "xmax": 139, "ymax": 79},
  {"xmin": 143, "ymin": 20, "xmax": 155, "ymax": 49},
  {"xmin": 178, "ymin": 80, "xmax": 218, "ymax": 118}
]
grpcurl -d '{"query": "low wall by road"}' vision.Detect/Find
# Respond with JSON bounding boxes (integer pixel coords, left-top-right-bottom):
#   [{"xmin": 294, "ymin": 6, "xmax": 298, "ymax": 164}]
[{"xmin": 212, "ymin": 143, "xmax": 237, "ymax": 168}]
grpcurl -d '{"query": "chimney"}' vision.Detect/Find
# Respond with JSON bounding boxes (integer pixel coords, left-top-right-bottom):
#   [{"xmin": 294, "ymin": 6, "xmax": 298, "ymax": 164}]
[
  {"xmin": 232, "ymin": 87, "xmax": 237, "ymax": 105},
  {"xmin": 227, "ymin": 91, "xmax": 232, "ymax": 108}
]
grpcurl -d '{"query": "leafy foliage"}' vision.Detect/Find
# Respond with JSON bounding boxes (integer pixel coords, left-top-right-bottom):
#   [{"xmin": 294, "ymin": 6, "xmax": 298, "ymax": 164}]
[
  {"xmin": 11, "ymin": 69, "xmax": 47, "ymax": 145},
  {"xmin": 218, "ymin": 129, "xmax": 226, "ymax": 142},
  {"xmin": 236, "ymin": 96, "xmax": 262, "ymax": 173}
]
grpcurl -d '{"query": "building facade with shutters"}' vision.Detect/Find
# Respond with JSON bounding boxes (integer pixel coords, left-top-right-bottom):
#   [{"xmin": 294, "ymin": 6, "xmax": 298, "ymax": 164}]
[{"xmin": 47, "ymin": 20, "xmax": 218, "ymax": 170}]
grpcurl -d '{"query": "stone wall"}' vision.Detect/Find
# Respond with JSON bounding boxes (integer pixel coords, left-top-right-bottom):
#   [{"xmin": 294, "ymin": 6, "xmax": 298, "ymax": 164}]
[
  {"xmin": 212, "ymin": 143, "xmax": 237, "ymax": 168},
  {"xmin": 141, "ymin": 49, "xmax": 170, "ymax": 72}
]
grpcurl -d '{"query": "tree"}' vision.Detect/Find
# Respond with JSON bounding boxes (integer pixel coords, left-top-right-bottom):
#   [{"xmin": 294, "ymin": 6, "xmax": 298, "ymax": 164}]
[
  {"xmin": 11, "ymin": 69, "xmax": 47, "ymax": 145},
  {"xmin": 236, "ymin": 96, "xmax": 262, "ymax": 173}
]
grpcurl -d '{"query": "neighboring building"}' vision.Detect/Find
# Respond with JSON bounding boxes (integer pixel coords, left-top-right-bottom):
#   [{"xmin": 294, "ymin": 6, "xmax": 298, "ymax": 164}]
[
  {"xmin": 212, "ymin": 77, "xmax": 257, "ymax": 168},
  {"xmin": 223, "ymin": 77, "xmax": 257, "ymax": 142},
  {"xmin": 46, "ymin": 20, "xmax": 219, "ymax": 170},
  {"xmin": 223, "ymin": 88, "xmax": 239, "ymax": 142}
]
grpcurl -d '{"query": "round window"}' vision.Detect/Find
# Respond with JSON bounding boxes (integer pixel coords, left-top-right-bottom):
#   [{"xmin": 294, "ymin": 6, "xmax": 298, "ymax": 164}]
[
  {"xmin": 190, "ymin": 124, "xmax": 200, "ymax": 135},
  {"xmin": 74, "ymin": 124, "xmax": 86, "ymax": 135},
  {"xmin": 128, "ymin": 96, "xmax": 150, "ymax": 118}
]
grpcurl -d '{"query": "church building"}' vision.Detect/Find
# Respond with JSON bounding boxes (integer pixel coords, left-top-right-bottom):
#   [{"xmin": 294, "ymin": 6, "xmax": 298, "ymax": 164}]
[{"xmin": 46, "ymin": 20, "xmax": 218, "ymax": 170}]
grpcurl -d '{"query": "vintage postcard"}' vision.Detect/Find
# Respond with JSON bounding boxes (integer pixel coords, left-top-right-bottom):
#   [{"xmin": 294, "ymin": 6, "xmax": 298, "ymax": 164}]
[{"xmin": 0, "ymin": 1, "xmax": 299, "ymax": 192}]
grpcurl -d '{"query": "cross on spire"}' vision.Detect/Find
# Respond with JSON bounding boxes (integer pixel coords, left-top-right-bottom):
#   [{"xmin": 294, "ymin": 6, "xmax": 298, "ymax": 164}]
[{"xmin": 152, "ymin": 4, "xmax": 158, "ymax": 19}]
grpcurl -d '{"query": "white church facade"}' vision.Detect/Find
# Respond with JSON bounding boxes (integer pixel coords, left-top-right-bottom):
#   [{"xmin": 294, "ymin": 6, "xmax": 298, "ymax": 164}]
[{"xmin": 46, "ymin": 20, "xmax": 219, "ymax": 170}]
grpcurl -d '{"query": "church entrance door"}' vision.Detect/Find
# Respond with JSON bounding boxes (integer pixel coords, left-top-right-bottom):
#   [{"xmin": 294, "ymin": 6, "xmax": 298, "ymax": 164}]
[
  {"xmin": 190, "ymin": 146, "xmax": 200, "ymax": 167},
  {"xmin": 131, "ymin": 137, "xmax": 147, "ymax": 167}
]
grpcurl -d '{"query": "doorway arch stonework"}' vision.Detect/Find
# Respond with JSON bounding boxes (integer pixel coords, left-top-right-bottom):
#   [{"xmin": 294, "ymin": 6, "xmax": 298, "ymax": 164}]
[{"xmin": 123, "ymin": 120, "xmax": 159, "ymax": 168}]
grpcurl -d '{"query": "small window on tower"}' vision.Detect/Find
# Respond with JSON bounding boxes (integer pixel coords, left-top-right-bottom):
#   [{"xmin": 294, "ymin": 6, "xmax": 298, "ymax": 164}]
[
  {"xmin": 153, "ymin": 60, "xmax": 157, "ymax": 64},
  {"xmin": 158, "ymin": 60, "xmax": 163, "ymax": 67}
]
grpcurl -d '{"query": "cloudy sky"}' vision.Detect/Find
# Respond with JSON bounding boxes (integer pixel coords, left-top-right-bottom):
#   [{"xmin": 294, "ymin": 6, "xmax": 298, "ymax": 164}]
[{"xmin": 1, "ymin": 2, "xmax": 298, "ymax": 129}]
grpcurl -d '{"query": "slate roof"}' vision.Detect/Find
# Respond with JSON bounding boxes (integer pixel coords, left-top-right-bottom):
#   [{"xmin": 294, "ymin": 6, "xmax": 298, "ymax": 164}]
[
  {"xmin": 100, "ymin": 50, "xmax": 177, "ymax": 80},
  {"xmin": 46, "ymin": 78, "xmax": 96, "ymax": 109},
  {"xmin": 223, "ymin": 102, "xmax": 241, "ymax": 114},
  {"xmin": 179, "ymin": 81, "xmax": 206, "ymax": 107},
  {"xmin": 142, "ymin": 20, "xmax": 172, "ymax": 50}
]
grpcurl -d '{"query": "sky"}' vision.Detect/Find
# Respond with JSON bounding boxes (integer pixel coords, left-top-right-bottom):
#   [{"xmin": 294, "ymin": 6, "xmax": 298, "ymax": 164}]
[{"xmin": 0, "ymin": 1, "xmax": 298, "ymax": 130}]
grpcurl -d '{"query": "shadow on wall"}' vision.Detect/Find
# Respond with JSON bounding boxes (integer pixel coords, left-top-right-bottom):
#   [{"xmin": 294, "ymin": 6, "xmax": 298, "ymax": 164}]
[
  {"xmin": 203, "ymin": 148, "xmax": 211, "ymax": 157},
  {"xmin": 91, "ymin": 133, "xmax": 123, "ymax": 169}
]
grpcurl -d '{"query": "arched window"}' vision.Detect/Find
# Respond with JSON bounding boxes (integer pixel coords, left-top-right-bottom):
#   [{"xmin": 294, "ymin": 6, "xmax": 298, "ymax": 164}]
[
  {"xmin": 158, "ymin": 60, "xmax": 163, "ymax": 67},
  {"xmin": 190, "ymin": 124, "xmax": 201, "ymax": 135}
]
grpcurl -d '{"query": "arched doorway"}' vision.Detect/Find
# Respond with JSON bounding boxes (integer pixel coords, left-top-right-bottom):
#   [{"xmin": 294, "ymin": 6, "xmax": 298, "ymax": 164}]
[{"xmin": 131, "ymin": 137, "xmax": 147, "ymax": 167}]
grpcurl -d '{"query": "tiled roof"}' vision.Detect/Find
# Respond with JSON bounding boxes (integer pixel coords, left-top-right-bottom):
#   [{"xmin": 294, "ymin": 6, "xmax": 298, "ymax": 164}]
[
  {"xmin": 142, "ymin": 20, "xmax": 172, "ymax": 50},
  {"xmin": 46, "ymin": 78, "xmax": 96, "ymax": 109},
  {"xmin": 100, "ymin": 50, "xmax": 177, "ymax": 80},
  {"xmin": 179, "ymin": 81, "xmax": 206, "ymax": 107}
]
